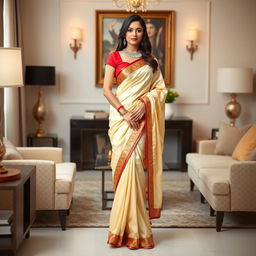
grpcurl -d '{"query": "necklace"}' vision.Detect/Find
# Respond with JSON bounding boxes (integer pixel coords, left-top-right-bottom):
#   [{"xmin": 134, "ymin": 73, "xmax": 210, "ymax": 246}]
[{"xmin": 122, "ymin": 48, "xmax": 142, "ymax": 58}]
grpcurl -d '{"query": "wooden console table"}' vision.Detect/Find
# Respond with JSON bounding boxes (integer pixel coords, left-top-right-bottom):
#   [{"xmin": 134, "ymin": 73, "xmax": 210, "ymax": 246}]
[
  {"xmin": 0, "ymin": 165, "xmax": 36, "ymax": 256},
  {"xmin": 70, "ymin": 116, "xmax": 192, "ymax": 171}
]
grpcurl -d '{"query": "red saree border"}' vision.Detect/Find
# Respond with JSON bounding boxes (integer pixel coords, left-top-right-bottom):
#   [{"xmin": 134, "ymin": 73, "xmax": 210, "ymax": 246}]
[
  {"xmin": 140, "ymin": 96, "xmax": 161, "ymax": 219},
  {"xmin": 108, "ymin": 231, "xmax": 154, "ymax": 249},
  {"xmin": 113, "ymin": 120, "xmax": 145, "ymax": 192},
  {"xmin": 116, "ymin": 59, "xmax": 146, "ymax": 86}
]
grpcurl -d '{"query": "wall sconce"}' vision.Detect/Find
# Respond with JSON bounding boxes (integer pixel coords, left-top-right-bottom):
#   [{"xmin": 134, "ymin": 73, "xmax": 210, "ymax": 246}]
[
  {"xmin": 186, "ymin": 28, "xmax": 198, "ymax": 61},
  {"xmin": 70, "ymin": 27, "xmax": 82, "ymax": 59}
]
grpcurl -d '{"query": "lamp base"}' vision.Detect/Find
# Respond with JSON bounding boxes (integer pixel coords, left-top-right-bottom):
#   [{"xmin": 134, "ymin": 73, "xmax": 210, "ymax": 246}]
[
  {"xmin": 225, "ymin": 94, "xmax": 241, "ymax": 127},
  {"xmin": 33, "ymin": 89, "xmax": 47, "ymax": 137},
  {"xmin": 0, "ymin": 165, "xmax": 8, "ymax": 174},
  {"xmin": 0, "ymin": 137, "xmax": 7, "ymax": 174}
]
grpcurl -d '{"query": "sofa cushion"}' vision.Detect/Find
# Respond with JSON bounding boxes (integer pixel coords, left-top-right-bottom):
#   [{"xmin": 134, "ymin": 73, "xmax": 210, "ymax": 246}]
[
  {"xmin": 199, "ymin": 168, "xmax": 230, "ymax": 195},
  {"xmin": 3, "ymin": 137, "xmax": 23, "ymax": 160},
  {"xmin": 186, "ymin": 153, "xmax": 236, "ymax": 175},
  {"xmin": 232, "ymin": 124, "xmax": 256, "ymax": 161},
  {"xmin": 215, "ymin": 122, "xmax": 250, "ymax": 156},
  {"xmin": 55, "ymin": 163, "xmax": 76, "ymax": 194}
]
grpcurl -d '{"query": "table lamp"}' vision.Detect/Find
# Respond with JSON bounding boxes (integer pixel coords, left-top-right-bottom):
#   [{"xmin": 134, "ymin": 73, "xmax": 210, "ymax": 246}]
[
  {"xmin": 25, "ymin": 66, "xmax": 56, "ymax": 137},
  {"xmin": 0, "ymin": 47, "xmax": 23, "ymax": 174},
  {"xmin": 217, "ymin": 67, "xmax": 253, "ymax": 126}
]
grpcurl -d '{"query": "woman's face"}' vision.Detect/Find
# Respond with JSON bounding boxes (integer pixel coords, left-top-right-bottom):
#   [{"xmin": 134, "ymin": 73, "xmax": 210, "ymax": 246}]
[
  {"xmin": 125, "ymin": 21, "xmax": 143, "ymax": 47},
  {"xmin": 146, "ymin": 23, "xmax": 157, "ymax": 38}
]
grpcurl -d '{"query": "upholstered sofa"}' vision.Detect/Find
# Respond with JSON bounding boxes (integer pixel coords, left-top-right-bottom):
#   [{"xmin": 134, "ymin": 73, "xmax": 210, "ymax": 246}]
[
  {"xmin": 186, "ymin": 140, "xmax": 256, "ymax": 231},
  {"xmin": 2, "ymin": 146, "xmax": 76, "ymax": 230}
]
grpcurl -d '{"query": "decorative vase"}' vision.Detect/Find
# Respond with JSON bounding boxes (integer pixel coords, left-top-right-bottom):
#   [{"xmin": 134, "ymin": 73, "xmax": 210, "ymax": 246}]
[{"xmin": 165, "ymin": 103, "xmax": 175, "ymax": 119}]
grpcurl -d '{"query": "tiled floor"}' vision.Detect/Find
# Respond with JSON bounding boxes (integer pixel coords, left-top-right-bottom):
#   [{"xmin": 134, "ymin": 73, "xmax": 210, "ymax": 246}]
[{"xmin": 16, "ymin": 227, "xmax": 256, "ymax": 256}]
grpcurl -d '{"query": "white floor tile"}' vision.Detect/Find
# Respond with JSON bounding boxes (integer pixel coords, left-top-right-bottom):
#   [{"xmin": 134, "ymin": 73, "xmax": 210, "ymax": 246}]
[{"xmin": 15, "ymin": 228, "xmax": 256, "ymax": 256}]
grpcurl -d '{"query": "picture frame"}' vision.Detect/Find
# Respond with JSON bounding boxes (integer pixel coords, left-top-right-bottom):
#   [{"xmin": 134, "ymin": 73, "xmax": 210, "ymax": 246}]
[{"xmin": 95, "ymin": 10, "xmax": 175, "ymax": 87}]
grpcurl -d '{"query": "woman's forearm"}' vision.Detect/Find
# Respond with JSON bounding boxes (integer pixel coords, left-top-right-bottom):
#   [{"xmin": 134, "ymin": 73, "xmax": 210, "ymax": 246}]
[{"xmin": 103, "ymin": 89, "xmax": 123, "ymax": 110}]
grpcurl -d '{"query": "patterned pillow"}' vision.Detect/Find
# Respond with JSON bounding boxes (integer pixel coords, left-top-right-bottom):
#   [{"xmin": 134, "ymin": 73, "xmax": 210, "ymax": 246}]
[
  {"xmin": 2, "ymin": 137, "xmax": 23, "ymax": 160},
  {"xmin": 215, "ymin": 122, "xmax": 251, "ymax": 156}
]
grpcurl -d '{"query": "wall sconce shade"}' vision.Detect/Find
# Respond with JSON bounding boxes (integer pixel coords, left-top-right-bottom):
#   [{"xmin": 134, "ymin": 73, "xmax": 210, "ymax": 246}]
[
  {"xmin": 0, "ymin": 47, "xmax": 23, "ymax": 87},
  {"xmin": 70, "ymin": 27, "xmax": 82, "ymax": 59},
  {"xmin": 186, "ymin": 29, "xmax": 199, "ymax": 61},
  {"xmin": 217, "ymin": 67, "xmax": 253, "ymax": 126},
  {"xmin": 25, "ymin": 66, "xmax": 56, "ymax": 137}
]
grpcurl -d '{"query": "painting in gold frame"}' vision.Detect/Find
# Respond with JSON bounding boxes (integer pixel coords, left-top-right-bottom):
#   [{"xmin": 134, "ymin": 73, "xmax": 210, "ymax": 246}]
[{"xmin": 95, "ymin": 10, "xmax": 175, "ymax": 87}]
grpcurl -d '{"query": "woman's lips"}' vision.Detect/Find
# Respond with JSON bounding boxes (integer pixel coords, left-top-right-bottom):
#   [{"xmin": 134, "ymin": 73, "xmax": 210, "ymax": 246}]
[{"xmin": 131, "ymin": 38, "xmax": 138, "ymax": 41}]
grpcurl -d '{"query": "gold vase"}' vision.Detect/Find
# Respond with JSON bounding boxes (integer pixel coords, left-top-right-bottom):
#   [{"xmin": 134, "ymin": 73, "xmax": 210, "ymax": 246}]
[{"xmin": 33, "ymin": 89, "xmax": 47, "ymax": 137}]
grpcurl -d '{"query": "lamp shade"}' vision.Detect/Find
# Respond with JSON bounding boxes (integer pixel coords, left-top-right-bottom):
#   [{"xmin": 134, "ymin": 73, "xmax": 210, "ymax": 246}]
[
  {"xmin": 217, "ymin": 68, "xmax": 253, "ymax": 93},
  {"xmin": 0, "ymin": 47, "xmax": 23, "ymax": 87},
  {"xmin": 25, "ymin": 66, "xmax": 56, "ymax": 86}
]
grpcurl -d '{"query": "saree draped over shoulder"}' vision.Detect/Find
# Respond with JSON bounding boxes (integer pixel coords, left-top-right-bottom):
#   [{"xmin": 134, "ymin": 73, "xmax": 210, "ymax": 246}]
[{"xmin": 107, "ymin": 58, "xmax": 167, "ymax": 249}]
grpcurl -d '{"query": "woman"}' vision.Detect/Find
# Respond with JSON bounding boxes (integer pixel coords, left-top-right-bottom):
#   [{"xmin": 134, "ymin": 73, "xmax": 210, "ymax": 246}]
[{"xmin": 103, "ymin": 14, "xmax": 167, "ymax": 249}]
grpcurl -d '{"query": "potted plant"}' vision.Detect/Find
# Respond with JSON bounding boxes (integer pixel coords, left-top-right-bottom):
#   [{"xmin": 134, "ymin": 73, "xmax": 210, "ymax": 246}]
[{"xmin": 165, "ymin": 88, "xmax": 179, "ymax": 119}]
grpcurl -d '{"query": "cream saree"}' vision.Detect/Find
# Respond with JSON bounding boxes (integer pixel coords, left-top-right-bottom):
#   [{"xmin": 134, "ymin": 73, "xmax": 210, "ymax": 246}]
[{"xmin": 107, "ymin": 59, "xmax": 167, "ymax": 249}]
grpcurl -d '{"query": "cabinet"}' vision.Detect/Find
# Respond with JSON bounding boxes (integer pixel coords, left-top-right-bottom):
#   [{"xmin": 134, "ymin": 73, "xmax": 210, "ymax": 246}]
[
  {"xmin": 0, "ymin": 165, "xmax": 36, "ymax": 256},
  {"xmin": 27, "ymin": 133, "xmax": 58, "ymax": 147},
  {"xmin": 70, "ymin": 116, "xmax": 192, "ymax": 171}
]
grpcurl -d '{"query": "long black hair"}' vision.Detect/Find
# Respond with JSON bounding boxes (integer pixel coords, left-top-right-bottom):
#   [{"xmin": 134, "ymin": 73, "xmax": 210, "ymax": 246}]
[{"xmin": 116, "ymin": 14, "xmax": 158, "ymax": 73}]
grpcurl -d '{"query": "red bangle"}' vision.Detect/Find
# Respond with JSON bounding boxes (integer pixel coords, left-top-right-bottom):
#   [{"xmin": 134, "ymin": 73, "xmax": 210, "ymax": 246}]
[{"xmin": 117, "ymin": 105, "xmax": 124, "ymax": 112}]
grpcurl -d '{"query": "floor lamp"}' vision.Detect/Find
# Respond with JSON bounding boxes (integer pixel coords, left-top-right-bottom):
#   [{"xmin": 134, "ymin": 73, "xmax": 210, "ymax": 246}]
[
  {"xmin": 0, "ymin": 47, "xmax": 23, "ymax": 174},
  {"xmin": 217, "ymin": 67, "xmax": 253, "ymax": 127}
]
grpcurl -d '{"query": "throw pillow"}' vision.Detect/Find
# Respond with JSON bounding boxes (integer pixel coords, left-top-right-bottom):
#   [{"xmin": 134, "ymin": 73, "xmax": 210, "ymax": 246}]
[
  {"xmin": 2, "ymin": 137, "xmax": 23, "ymax": 160},
  {"xmin": 247, "ymin": 148, "xmax": 256, "ymax": 161},
  {"xmin": 232, "ymin": 124, "xmax": 256, "ymax": 161},
  {"xmin": 215, "ymin": 122, "xmax": 250, "ymax": 156}
]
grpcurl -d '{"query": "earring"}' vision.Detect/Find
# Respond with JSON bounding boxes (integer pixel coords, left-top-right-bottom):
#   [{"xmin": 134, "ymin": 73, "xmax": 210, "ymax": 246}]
[{"xmin": 123, "ymin": 38, "xmax": 127, "ymax": 45}]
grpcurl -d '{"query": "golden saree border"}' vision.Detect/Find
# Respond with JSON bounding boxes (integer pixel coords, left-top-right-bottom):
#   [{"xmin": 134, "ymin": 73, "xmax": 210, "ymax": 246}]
[
  {"xmin": 108, "ymin": 231, "xmax": 154, "ymax": 249},
  {"xmin": 113, "ymin": 120, "xmax": 145, "ymax": 192},
  {"xmin": 116, "ymin": 59, "xmax": 146, "ymax": 86},
  {"xmin": 141, "ymin": 96, "xmax": 161, "ymax": 219}
]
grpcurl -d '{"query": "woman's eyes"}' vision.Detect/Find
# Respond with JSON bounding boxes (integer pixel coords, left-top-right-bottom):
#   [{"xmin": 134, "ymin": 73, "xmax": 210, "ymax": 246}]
[{"xmin": 127, "ymin": 28, "xmax": 143, "ymax": 33}]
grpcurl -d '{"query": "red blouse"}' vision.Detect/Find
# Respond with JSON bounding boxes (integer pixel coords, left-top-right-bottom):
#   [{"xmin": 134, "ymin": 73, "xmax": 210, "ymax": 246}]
[{"xmin": 105, "ymin": 51, "xmax": 143, "ymax": 78}]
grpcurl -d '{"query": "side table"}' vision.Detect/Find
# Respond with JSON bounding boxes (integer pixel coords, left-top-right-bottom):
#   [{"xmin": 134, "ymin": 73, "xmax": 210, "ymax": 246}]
[
  {"xmin": 0, "ymin": 165, "xmax": 36, "ymax": 256},
  {"xmin": 27, "ymin": 133, "xmax": 58, "ymax": 147}
]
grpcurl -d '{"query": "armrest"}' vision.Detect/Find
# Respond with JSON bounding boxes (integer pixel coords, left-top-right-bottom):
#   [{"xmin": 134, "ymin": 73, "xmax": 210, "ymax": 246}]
[
  {"xmin": 3, "ymin": 159, "xmax": 56, "ymax": 210},
  {"xmin": 229, "ymin": 161, "xmax": 256, "ymax": 211},
  {"xmin": 198, "ymin": 140, "xmax": 217, "ymax": 155},
  {"xmin": 17, "ymin": 147, "xmax": 63, "ymax": 163}
]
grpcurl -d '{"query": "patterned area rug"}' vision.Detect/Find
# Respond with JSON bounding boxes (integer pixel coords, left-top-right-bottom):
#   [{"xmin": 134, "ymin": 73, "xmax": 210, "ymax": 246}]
[{"xmin": 34, "ymin": 171, "xmax": 256, "ymax": 228}]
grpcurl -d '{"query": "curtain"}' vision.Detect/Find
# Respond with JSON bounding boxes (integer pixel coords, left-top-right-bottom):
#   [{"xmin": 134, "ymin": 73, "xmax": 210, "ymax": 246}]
[
  {"xmin": 0, "ymin": 0, "xmax": 4, "ymax": 138},
  {"xmin": 3, "ymin": 0, "xmax": 26, "ymax": 146}
]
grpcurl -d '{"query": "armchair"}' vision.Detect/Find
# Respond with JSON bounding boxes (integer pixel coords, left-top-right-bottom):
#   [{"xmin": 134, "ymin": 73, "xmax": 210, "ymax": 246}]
[{"xmin": 2, "ymin": 147, "xmax": 76, "ymax": 230}]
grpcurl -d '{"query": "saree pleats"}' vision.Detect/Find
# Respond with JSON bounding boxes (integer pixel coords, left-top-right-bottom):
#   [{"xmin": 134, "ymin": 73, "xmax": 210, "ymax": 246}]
[{"xmin": 108, "ymin": 60, "xmax": 167, "ymax": 249}]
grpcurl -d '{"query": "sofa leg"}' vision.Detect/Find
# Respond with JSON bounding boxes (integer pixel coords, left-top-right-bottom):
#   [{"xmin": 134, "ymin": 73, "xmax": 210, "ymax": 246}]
[
  {"xmin": 200, "ymin": 193, "xmax": 205, "ymax": 204},
  {"xmin": 190, "ymin": 180, "xmax": 194, "ymax": 191},
  {"xmin": 216, "ymin": 211, "xmax": 224, "ymax": 232},
  {"xmin": 58, "ymin": 210, "xmax": 67, "ymax": 231},
  {"xmin": 210, "ymin": 206, "xmax": 215, "ymax": 216}
]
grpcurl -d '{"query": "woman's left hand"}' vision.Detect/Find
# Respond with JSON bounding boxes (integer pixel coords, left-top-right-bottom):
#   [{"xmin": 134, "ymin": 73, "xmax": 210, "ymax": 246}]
[{"xmin": 130, "ymin": 102, "xmax": 145, "ymax": 122}]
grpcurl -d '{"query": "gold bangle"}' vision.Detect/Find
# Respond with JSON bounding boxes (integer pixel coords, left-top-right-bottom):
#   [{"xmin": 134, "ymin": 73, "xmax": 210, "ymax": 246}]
[{"xmin": 119, "ymin": 108, "xmax": 128, "ymax": 116}]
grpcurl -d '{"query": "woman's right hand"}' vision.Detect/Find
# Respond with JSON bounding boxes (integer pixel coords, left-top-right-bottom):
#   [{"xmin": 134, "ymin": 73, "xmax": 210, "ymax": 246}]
[{"xmin": 123, "ymin": 112, "xmax": 140, "ymax": 130}]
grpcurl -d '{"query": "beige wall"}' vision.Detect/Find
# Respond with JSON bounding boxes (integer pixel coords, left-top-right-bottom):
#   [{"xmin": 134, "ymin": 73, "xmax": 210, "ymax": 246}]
[{"xmin": 21, "ymin": 0, "xmax": 256, "ymax": 160}]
